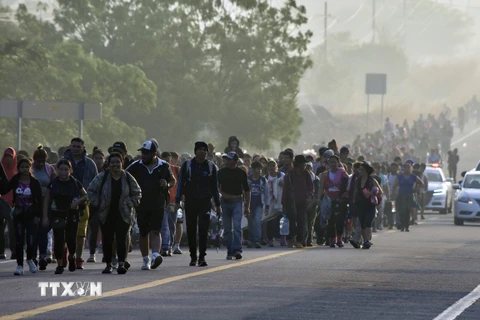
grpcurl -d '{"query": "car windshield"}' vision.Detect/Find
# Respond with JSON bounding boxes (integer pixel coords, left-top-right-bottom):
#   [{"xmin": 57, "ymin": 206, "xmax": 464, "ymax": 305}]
[
  {"xmin": 463, "ymin": 176, "xmax": 480, "ymax": 189},
  {"xmin": 426, "ymin": 172, "xmax": 443, "ymax": 182}
]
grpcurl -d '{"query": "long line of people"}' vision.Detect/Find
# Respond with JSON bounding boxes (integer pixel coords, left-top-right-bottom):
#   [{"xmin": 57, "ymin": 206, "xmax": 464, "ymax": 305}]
[{"xmin": 0, "ymin": 135, "xmax": 430, "ymax": 275}]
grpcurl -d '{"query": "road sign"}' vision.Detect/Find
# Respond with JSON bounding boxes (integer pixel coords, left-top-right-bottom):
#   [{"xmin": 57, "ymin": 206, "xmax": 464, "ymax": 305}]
[
  {"xmin": 365, "ymin": 73, "xmax": 387, "ymax": 95},
  {"xmin": 0, "ymin": 100, "xmax": 102, "ymax": 120},
  {"xmin": 0, "ymin": 100, "xmax": 102, "ymax": 149}
]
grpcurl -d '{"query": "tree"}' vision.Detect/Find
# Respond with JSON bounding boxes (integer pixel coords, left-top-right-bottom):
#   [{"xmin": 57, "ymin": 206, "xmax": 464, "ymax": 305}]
[
  {"xmin": 53, "ymin": 0, "xmax": 312, "ymax": 151},
  {"xmin": 0, "ymin": 4, "xmax": 157, "ymax": 152}
]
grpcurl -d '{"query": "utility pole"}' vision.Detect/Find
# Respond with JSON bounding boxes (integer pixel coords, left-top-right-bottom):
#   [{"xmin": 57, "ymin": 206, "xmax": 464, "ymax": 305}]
[
  {"xmin": 403, "ymin": 0, "xmax": 407, "ymax": 46},
  {"xmin": 372, "ymin": 0, "xmax": 376, "ymax": 43},
  {"xmin": 324, "ymin": 1, "xmax": 328, "ymax": 63}
]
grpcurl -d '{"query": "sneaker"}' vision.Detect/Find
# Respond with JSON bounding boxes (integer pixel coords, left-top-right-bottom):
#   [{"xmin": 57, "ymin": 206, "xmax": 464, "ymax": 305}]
[
  {"xmin": 124, "ymin": 261, "xmax": 131, "ymax": 270},
  {"xmin": 261, "ymin": 240, "xmax": 268, "ymax": 246},
  {"xmin": 55, "ymin": 266, "xmax": 64, "ymax": 274},
  {"xmin": 226, "ymin": 255, "xmax": 233, "ymax": 260},
  {"xmin": 336, "ymin": 241, "xmax": 344, "ymax": 248},
  {"xmin": 46, "ymin": 257, "xmax": 53, "ymax": 264},
  {"xmin": 151, "ymin": 253, "xmax": 163, "ymax": 269},
  {"xmin": 141, "ymin": 257, "xmax": 151, "ymax": 270},
  {"xmin": 160, "ymin": 250, "xmax": 169, "ymax": 257},
  {"xmin": 362, "ymin": 241, "xmax": 371, "ymax": 249},
  {"xmin": 329, "ymin": 241, "xmax": 336, "ymax": 248},
  {"xmin": 349, "ymin": 239, "xmax": 361, "ymax": 249},
  {"xmin": 405, "ymin": 229, "xmax": 410, "ymax": 232},
  {"xmin": 112, "ymin": 257, "xmax": 118, "ymax": 270},
  {"xmin": 87, "ymin": 255, "xmax": 96, "ymax": 263},
  {"xmin": 27, "ymin": 259, "xmax": 37, "ymax": 273},
  {"xmin": 295, "ymin": 242, "xmax": 304, "ymax": 249},
  {"xmin": 69, "ymin": 257, "xmax": 77, "ymax": 272},
  {"xmin": 255, "ymin": 242, "xmax": 262, "ymax": 249},
  {"xmin": 189, "ymin": 259, "xmax": 197, "ymax": 266},
  {"xmin": 268, "ymin": 240, "xmax": 274, "ymax": 247},
  {"xmin": 234, "ymin": 252, "xmax": 242, "ymax": 260},
  {"xmin": 117, "ymin": 265, "xmax": 127, "ymax": 274},
  {"xmin": 377, "ymin": 225, "xmax": 384, "ymax": 230},
  {"xmin": 0, "ymin": 253, "xmax": 6, "ymax": 259},
  {"xmin": 400, "ymin": 228, "xmax": 405, "ymax": 232},
  {"xmin": 51, "ymin": 258, "xmax": 57, "ymax": 264},
  {"xmin": 14, "ymin": 265, "xmax": 24, "ymax": 275},
  {"xmin": 102, "ymin": 266, "xmax": 113, "ymax": 274},
  {"xmin": 286, "ymin": 239, "xmax": 295, "ymax": 248},
  {"xmin": 173, "ymin": 248, "xmax": 183, "ymax": 254},
  {"xmin": 198, "ymin": 259, "xmax": 208, "ymax": 267},
  {"xmin": 75, "ymin": 258, "xmax": 84, "ymax": 270},
  {"xmin": 39, "ymin": 258, "xmax": 48, "ymax": 271}
]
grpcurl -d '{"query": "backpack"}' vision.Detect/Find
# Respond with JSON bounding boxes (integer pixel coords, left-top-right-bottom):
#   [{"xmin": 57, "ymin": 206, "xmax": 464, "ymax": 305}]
[{"xmin": 185, "ymin": 159, "xmax": 215, "ymax": 182}]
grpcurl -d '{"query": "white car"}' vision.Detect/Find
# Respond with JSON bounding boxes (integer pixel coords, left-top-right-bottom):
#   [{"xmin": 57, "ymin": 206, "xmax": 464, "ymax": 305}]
[
  {"xmin": 453, "ymin": 172, "xmax": 480, "ymax": 226},
  {"xmin": 423, "ymin": 166, "xmax": 453, "ymax": 214}
]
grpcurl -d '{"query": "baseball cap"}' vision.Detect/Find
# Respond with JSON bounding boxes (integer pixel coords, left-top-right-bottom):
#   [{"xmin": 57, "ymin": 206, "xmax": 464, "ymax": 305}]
[
  {"xmin": 322, "ymin": 149, "xmax": 334, "ymax": 157},
  {"xmin": 138, "ymin": 140, "xmax": 157, "ymax": 153},
  {"xmin": 222, "ymin": 151, "xmax": 239, "ymax": 160},
  {"xmin": 111, "ymin": 141, "xmax": 127, "ymax": 153}
]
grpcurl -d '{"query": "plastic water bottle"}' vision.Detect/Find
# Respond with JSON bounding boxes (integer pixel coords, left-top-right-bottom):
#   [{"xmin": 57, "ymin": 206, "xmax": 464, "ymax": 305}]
[
  {"xmin": 176, "ymin": 208, "xmax": 183, "ymax": 220},
  {"xmin": 279, "ymin": 214, "xmax": 289, "ymax": 236}
]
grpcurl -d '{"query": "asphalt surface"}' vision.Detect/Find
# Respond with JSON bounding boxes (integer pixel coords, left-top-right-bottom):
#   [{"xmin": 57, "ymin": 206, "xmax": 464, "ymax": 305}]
[{"xmin": 0, "ymin": 213, "xmax": 478, "ymax": 320}]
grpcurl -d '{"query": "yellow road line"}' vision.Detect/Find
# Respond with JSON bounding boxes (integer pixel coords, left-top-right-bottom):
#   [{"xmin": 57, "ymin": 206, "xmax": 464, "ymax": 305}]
[{"xmin": 0, "ymin": 249, "xmax": 307, "ymax": 320}]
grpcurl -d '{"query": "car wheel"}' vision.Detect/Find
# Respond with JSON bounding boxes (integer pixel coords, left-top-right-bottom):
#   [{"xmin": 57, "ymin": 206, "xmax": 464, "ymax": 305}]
[{"xmin": 454, "ymin": 216, "xmax": 464, "ymax": 226}]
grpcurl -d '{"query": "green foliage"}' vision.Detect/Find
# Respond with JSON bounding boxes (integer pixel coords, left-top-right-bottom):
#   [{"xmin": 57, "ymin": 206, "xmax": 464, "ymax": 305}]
[
  {"xmin": 53, "ymin": 0, "xmax": 312, "ymax": 151},
  {"xmin": 0, "ymin": 4, "xmax": 156, "ymax": 153}
]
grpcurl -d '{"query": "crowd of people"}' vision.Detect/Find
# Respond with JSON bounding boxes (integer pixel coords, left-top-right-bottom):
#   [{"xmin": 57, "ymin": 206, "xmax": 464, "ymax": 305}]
[{"xmin": 0, "ymin": 129, "xmax": 447, "ymax": 275}]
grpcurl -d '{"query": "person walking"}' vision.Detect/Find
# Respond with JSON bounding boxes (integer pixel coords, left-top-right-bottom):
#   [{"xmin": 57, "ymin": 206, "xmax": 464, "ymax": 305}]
[
  {"xmin": 218, "ymin": 152, "xmax": 250, "ymax": 260},
  {"xmin": 175, "ymin": 142, "xmax": 221, "ymax": 267},
  {"xmin": 127, "ymin": 140, "xmax": 176, "ymax": 270},
  {"xmin": 88, "ymin": 152, "xmax": 141, "ymax": 274}
]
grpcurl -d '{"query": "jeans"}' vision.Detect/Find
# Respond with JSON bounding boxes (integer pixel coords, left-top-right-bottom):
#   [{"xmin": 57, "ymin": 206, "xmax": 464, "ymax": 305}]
[
  {"xmin": 53, "ymin": 220, "xmax": 78, "ymax": 260},
  {"xmin": 221, "ymin": 199, "xmax": 243, "ymax": 256},
  {"xmin": 248, "ymin": 206, "xmax": 262, "ymax": 243},
  {"xmin": 88, "ymin": 209, "xmax": 100, "ymax": 255},
  {"xmin": 286, "ymin": 202, "xmax": 307, "ymax": 243},
  {"xmin": 100, "ymin": 217, "xmax": 130, "ymax": 263},
  {"xmin": 267, "ymin": 214, "xmax": 282, "ymax": 240},
  {"xmin": 327, "ymin": 202, "xmax": 347, "ymax": 240},
  {"xmin": 306, "ymin": 204, "xmax": 318, "ymax": 245},
  {"xmin": 37, "ymin": 222, "xmax": 51, "ymax": 258},
  {"xmin": 0, "ymin": 216, "xmax": 15, "ymax": 255},
  {"xmin": 352, "ymin": 217, "xmax": 362, "ymax": 243},
  {"xmin": 161, "ymin": 205, "xmax": 177, "ymax": 251},
  {"xmin": 396, "ymin": 194, "xmax": 413, "ymax": 230},
  {"xmin": 14, "ymin": 218, "xmax": 37, "ymax": 266},
  {"xmin": 185, "ymin": 198, "xmax": 212, "ymax": 260}
]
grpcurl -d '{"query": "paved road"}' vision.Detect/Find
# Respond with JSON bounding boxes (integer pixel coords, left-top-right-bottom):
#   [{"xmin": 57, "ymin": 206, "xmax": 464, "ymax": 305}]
[{"xmin": 0, "ymin": 213, "xmax": 478, "ymax": 320}]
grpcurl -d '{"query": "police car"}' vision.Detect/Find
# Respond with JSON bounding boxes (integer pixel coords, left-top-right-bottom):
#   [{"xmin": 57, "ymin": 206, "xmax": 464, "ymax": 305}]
[
  {"xmin": 453, "ymin": 171, "xmax": 480, "ymax": 226},
  {"xmin": 423, "ymin": 164, "xmax": 454, "ymax": 214}
]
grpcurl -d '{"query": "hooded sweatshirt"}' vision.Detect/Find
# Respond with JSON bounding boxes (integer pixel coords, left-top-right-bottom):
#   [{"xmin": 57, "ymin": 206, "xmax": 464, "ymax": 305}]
[
  {"xmin": 1, "ymin": 148, "xmax": 17, "ymax": 206},
  {"xmin": 224, "ymin": 136, "xmax": 245, "ymax": 159}
]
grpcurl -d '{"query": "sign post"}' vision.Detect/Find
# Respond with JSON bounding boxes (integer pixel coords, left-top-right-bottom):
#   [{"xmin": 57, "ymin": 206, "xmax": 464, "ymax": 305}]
[
  {"xmin": 0, "ymin": 100, "xmax": 102, "ymax": 150},
  {"xmin": 365, "ymin": 73, "xmax": 387, "ymax": 132}
]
